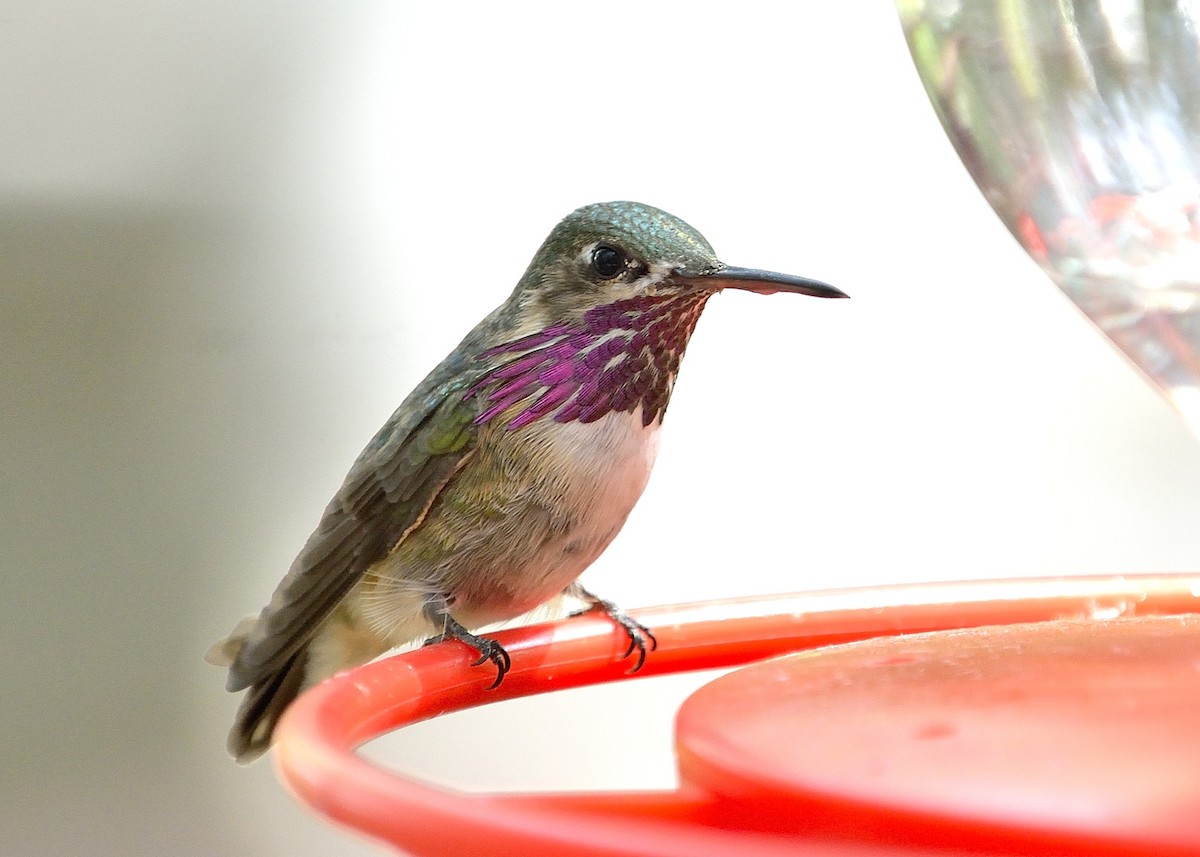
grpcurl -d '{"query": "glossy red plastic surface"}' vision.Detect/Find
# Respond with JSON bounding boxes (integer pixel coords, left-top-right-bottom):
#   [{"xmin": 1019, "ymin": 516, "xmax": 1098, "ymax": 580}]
[
  {"xmin": 678, "ymin": 614, "xmax": 1200, "ymax": 856},
  {"xmin": 273, "ymin": 575, "xmax": 1200, "ymax": 856}
]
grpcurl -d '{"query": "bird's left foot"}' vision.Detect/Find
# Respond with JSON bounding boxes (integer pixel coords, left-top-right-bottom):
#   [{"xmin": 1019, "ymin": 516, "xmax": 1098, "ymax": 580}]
[
  {"xmin": 423, "ymin": 616, "xmax": 512, "ymax": 689},
  {"xmin": 568, "ymin": 586, "xmax": 657, "ymax": 673}
]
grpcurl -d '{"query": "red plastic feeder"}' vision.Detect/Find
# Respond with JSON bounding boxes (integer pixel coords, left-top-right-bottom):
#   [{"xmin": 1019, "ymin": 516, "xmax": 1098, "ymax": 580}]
[{"xmin": 274, "ymin": 575, "xmax": 1200, "ymax": 856}]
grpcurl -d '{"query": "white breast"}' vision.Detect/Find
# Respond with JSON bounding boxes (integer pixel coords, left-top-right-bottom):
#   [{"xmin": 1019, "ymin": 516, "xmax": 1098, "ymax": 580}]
[
  {"xmin": 474, "ymin": 405, "xmax": 661, "ymax": 619},
  {"xmin": 539, "ymin": 406, "xmax": 661, "ymax": 531},
  {"xmin": 360, "ymin": 405, "xmax": 664, "ymax": 638}
]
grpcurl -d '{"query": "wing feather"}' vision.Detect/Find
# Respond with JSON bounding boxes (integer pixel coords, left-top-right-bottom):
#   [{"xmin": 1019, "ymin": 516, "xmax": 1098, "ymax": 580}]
[{"xmin": 225, "ymin": 376, "xmax": 480, "ymax": 693}]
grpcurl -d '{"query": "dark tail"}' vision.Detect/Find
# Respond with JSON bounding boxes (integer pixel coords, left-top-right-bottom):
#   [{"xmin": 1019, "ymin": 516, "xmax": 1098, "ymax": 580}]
[{"xmin": 226, "ymin": 645, "xmax": 309, "ymax": 764}]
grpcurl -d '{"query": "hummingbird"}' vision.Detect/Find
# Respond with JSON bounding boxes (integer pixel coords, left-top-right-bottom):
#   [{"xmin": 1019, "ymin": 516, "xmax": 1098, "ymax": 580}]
[{"xmin": 208, "ymin": 200, "xmax": 846, "ymax": 762}]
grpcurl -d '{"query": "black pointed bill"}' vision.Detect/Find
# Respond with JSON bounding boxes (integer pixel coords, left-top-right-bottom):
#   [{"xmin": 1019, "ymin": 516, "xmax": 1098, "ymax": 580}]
[{"xmin": 686, "ymin": 265, "xmax": 847, "ymax": 298}]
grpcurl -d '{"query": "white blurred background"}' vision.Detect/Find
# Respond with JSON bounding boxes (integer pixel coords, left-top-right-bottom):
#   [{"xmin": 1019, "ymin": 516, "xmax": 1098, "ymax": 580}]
[{"xmin": 4, "ymin": 3, "xmax": 1200, "ymax": 855}]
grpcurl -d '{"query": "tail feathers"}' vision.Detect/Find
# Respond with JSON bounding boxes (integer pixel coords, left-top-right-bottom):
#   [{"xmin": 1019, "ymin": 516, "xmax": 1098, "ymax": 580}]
[
  {"xmin": 204, "ymin": 615, "xmax": 256, "ymax": 670},
  {"xmin": 206, "ymin": 616, "xmax": 310, "ymax": 764},
  {"xmin": 227, "ymin": 644, "xmax": 310, "ymax": 764}
]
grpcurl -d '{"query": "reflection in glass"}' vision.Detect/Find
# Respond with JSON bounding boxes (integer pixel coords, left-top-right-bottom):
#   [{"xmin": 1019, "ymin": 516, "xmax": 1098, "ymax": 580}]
[{"xmin": 898, "ymin": 1, "xmax": 1200, "ymax": 432}]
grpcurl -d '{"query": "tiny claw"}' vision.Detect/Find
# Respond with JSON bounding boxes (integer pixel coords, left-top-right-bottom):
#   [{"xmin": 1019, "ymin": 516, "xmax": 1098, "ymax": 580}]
[
  {"xmin": 469, "ymin": 639, "xmax": 512, "ymax": 689},
  {"xmin": 423, "ymin": 620, "xmax": 512, "ymax": 689},
  {"xmin": 619, "ymin": 617, "xmax": 656, "ymax": 673},
  {"xmin": 583, "ymin": 595, "xmax": 657, "ymax": 674}
]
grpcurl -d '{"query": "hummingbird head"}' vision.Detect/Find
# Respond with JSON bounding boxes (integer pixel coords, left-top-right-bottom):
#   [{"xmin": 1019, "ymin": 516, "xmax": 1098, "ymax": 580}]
[
  {"xmin": 471, "ymin": 201, "xmax": 845, "ymax": 430},
  {"xmin": 511, "ymin": 201, "xmax": 845, "ymax": 322}
]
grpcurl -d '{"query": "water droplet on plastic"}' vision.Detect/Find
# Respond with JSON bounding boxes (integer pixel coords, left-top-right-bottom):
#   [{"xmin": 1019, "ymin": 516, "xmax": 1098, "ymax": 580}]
[{"xmin": 1084, "ymin": 597, "xmax": 1136, "ymax": 621}]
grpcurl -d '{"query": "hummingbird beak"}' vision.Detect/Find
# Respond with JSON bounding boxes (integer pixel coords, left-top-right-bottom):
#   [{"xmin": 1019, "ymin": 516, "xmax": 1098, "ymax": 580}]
[{"xmin": 683, "ymin": 265, "xmax": 848, "ymax": 299}]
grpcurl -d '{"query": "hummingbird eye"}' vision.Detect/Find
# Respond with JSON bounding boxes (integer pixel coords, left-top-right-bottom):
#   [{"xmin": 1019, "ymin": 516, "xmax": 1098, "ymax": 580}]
[{"xmin": 590, "ymin": 245, "xmax": 625, "ymax": 279}]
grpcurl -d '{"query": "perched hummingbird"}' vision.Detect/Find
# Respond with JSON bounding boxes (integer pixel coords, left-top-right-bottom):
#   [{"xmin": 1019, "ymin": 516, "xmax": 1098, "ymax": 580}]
[{"xmin": 209, "ymin": 201, "xmax": 846, "ymax": 762}]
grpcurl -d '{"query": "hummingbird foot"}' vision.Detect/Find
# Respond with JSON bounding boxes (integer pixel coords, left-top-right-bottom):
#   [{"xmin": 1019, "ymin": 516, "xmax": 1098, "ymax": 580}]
[
  {"xmin": 422, "ymin": 612, "xmax": 512, "ymax": 689},
  {"xmin": 567, "ymin": 584, "xmax": 657, "ymax": 673}
]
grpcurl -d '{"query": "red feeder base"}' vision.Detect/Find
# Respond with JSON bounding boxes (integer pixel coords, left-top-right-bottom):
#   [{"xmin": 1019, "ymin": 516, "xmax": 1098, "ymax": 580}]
[{"xmin": 274, "ymin": 575, "xmax": 1200, "ymax": 856}]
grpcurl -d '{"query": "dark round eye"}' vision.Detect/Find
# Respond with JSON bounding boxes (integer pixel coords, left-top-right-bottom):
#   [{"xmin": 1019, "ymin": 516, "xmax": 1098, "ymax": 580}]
[{"xmin": 591, "ymin": 245, "xmax": 625, "ymax": 279}]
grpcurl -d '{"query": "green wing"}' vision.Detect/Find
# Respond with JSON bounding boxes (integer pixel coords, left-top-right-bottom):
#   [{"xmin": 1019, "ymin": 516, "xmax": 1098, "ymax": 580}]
[{"xmin": 225, "ymin": 375, "xmax": 480, "ymax": 694}]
